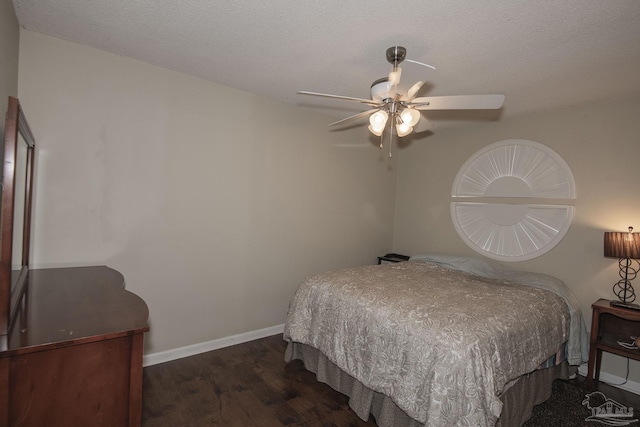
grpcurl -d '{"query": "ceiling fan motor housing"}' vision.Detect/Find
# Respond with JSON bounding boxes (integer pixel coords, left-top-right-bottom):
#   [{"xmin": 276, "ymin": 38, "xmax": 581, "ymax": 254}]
[{"xmin": 386, "ymin": 46, "xmax": 406, "ymax": 66}]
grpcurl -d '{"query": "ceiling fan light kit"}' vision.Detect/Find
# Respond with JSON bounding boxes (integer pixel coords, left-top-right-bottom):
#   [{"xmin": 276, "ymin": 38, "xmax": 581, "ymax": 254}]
[
  {"xmin": 401, "ymin": 108, "xmax": 420, "ymax": 127},
  {"xmin": 368, "ymin": 110, "xmax": 388, "ymax": 136},
  {"xmin": 298, "ymin": 46, "xmax": 506, "ymax": 157},
  {"xmin": 396, "ymin": 121, "xmax": 413, "ymax": 137}
]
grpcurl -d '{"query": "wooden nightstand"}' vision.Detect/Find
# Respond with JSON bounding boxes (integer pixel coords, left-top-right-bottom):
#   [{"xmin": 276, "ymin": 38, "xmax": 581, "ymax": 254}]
[
  {"xmin": 587, "ymin": 298, "xmax": 640, "ymax": 390},
  {"xmin": 377, "ymin": 253, "xmax": 410, "ymax": 264}
]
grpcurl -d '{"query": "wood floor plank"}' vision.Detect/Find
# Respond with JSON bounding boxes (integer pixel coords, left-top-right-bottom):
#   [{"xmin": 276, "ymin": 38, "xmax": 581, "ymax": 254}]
[{"xmin": 142, "ymin": 334, "xmax": 375, "ymax": 427}]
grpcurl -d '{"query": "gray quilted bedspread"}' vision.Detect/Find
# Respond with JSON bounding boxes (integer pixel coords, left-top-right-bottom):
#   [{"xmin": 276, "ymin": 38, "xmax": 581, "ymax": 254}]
[{"xmin": 283, "ymin": 260, "xmax": 570, "ymax": 426}]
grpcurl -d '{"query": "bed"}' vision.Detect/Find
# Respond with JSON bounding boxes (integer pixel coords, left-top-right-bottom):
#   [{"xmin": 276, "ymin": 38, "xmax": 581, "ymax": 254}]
[{"xmin": 283, "ymin": 254, "xmax": 588, "ymax": 426}]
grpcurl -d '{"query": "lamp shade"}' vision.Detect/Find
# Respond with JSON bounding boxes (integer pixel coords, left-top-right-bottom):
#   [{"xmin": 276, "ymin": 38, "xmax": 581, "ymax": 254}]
[
  {"xmin": 396, "ymin": 122, "xmax": 413, "ymax": 137},
  {"xmin": 604, "ymin": 228, "xmax": 640, "ymax": 259},
  {"xmin": 369, "ymin": 110, "xmax": 388, "ymax": 128},
  {"xmin": 368, "ymin": 124, "xmax": 384, "ymax": 137},
  {"xmin": 400, "ymin": 108, "xmax": 421, "ymax": 127}
]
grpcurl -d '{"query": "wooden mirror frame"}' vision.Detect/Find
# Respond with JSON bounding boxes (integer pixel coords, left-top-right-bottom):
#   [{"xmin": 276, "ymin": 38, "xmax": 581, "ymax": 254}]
[{"xmin": 0, "ymin": 97, "xmax": 35, "ymax": 336}]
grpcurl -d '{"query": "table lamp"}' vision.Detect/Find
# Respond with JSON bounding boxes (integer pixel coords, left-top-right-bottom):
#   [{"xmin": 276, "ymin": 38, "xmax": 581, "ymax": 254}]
[{"xmin": 604, "ymin": 226, "xmax": 640, "ymax": 309}]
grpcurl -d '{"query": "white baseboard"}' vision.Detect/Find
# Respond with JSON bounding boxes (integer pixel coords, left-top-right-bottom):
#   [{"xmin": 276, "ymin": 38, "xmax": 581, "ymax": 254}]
[
  {"xmin": 143, "ymin": 324, "xmax": 285, "ymax": 367},
  {"xmin": 578, "ymin": 364, "xmax": 640, "ymax": 395}
]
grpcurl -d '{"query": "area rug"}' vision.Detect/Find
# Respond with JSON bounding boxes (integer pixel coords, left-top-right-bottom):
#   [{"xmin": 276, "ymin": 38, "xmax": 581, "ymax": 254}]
[{"xmin": 524, "ymin": 380, "xmax": 639, "ymax": 426}]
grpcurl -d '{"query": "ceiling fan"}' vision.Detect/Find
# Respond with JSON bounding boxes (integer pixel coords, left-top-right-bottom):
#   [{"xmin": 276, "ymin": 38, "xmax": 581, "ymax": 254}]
[{"xmin": 298, "ymin": 46, "xmax": 505, "ymax": 156}]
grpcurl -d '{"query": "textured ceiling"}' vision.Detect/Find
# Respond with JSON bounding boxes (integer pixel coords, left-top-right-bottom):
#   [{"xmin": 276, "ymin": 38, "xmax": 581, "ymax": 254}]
[{"xmin": 11, "ymin": 0, "xmax": 640, "ymax": 128}]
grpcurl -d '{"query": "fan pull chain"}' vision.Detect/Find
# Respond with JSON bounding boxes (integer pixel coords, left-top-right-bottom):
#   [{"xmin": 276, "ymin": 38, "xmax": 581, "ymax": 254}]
[
  {"xmin": 388, "ymin": 118, "xmax": 394, "ymax": 157},
  {"xmin": 377, "ymin": 120, "xmax": 394, "ymax": 157}
]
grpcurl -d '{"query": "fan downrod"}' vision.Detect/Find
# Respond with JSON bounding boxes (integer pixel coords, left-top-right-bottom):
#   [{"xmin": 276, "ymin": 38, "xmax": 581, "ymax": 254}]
[{"xmin": 386, "ymin": 46, "xmax": 406, "ymax": 66}]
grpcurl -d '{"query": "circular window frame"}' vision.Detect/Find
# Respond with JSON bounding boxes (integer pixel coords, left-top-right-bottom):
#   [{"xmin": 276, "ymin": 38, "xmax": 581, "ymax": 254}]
[{"xmin": 450, "ymin": 139, "xmax": 576, "ymax": 262}]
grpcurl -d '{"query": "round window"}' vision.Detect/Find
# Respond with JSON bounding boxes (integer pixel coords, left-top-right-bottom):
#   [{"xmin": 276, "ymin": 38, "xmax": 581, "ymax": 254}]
[{"xmin": 451, "ymin": 139, "xmax": 575, "ymax": 262}]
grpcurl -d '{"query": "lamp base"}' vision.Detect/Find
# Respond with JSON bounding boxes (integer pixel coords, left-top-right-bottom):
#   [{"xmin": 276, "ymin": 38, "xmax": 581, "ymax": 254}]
[{"xmin": 610, "ymin": 300, "xmax": 640, "ymax": 311}]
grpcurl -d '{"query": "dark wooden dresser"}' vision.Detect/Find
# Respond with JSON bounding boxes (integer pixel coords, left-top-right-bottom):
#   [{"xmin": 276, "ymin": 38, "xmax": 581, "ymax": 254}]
[{"xmin": 0, "ymin": 266, "xmax": 149, "ymax": 427}]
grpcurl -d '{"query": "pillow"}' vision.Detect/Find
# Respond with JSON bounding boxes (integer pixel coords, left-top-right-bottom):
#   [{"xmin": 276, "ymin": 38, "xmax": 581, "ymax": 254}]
[{"xmin": 409, "ymin": 253, "xmax": 510, "ymax": 278}]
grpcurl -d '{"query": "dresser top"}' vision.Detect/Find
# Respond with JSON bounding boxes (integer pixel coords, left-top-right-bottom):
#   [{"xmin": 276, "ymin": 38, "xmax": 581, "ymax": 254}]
[{"xmin": 1, "ymin": 266, "xmax": 149, "ymax": 356}]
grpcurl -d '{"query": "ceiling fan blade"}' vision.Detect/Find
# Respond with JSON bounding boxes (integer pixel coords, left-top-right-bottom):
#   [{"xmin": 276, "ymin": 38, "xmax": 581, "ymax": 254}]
[
  {"xmin": 329, "ymin": 108, "xmax": 380, "ymax": 127},
  {"xmin": 388, "ymin": 67, "xmax": 402, "ymax": 86},
  {"xmin": 402, "ymin": 81, "xmax": 424, "ymax": 101},
  {"xmin": 411, "ymin": 94, "xmax": 505, "ymax": 110},
  {"xmin": 297, "ymin": 91, "xmax": 380, "ymax": 106},
  {"xmin": 413, "ymin": 115, "xmax": 434, "ymax": 133},
  {"xmin": 405, "ymin": 59, "xmax": 436, "ymax": 71}
]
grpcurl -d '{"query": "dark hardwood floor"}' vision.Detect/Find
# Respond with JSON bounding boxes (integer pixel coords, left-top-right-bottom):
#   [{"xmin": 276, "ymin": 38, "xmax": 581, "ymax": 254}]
[
  {"xmin": 142, "ymin": 334, "xmax": 640, "ymax": 427},
  {"xmin": 568, "ymin": 370, "xmax": 640, "ymax": 411},
  {"xmin": 142, "ymin": 334, "xmax": 376, "ymax": 426}
]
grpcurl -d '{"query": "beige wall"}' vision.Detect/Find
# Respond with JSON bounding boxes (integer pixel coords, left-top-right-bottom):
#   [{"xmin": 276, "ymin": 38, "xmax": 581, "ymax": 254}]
[
  {"xmin": 17, "ymin": 30, "xmax": 397, "ymax": 354},
  {"xmin": 0, "ymin": 0, "xmax": 19, "ymax": 123},
  {"xmin": 15, "ymin": 21, "xmax": 640, "ymax": 381},
  {"xmin": 394, "ymin": 96, "xmax": 640, "ymax": 379}
]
